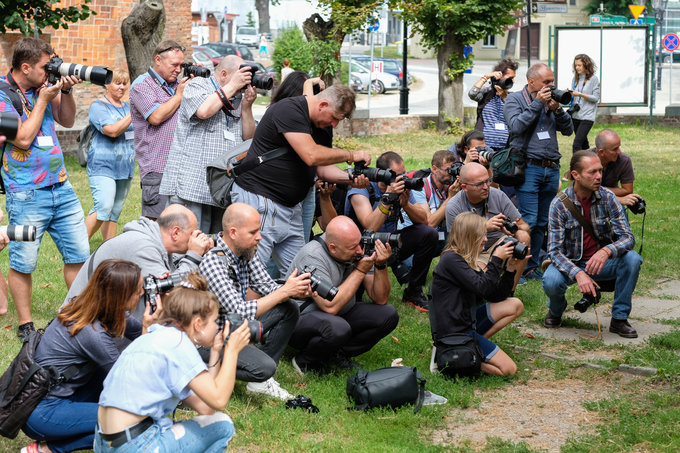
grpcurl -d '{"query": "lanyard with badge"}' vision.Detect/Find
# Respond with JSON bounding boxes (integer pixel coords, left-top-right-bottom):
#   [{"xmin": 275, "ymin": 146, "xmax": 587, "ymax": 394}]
[
  {"xmin": 210, "ymin": 76, "xmax": 239, "ymax": 141},
  {"xmin": 493, "ymin": 96, "xmax": 506, "ymax": 131},
  {"xmin": 7, "ymin": 72, "xmax": 54, "ymax": 148},
  {"xmin": 522, "ymin": 86, "xmax": 550, "ymax": 141}
]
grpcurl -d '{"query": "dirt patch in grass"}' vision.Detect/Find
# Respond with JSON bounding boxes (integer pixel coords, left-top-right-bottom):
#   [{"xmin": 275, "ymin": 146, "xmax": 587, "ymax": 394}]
[{"xmin": 432, "ymin": 372, "xmax": 617, "ymax": 452}]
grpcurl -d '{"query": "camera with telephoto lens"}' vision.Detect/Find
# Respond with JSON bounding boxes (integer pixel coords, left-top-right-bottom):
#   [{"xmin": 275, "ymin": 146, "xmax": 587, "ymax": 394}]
[
  {"xmin": 45, "ymin": 57, "xmax": 112, "ymax": 86},
  {"xmin": 574, "ymin": 287, "xmax": 601, "ymax": 313},
  {"xmin": 447, "ymin": 161, "xmax": 464, "ymax": 179},
  {"xmin": 499, "ymin": 236, "xmax": 528, "ymax": 259},
  {"xmin": 224, "ymin": 312, "xmax": 263, "ymax": 343},
  {"xmin": 301, "ymin": 265, "xmax": 338, "ymax": 301},
  {"xmin": 501, "ymin": 218, "xmax": 518, "ymax": 235},
  {"xmin": 361, "ymin": 230, "xmax": 402, "ymax": 255},
  {"xmin": 181, "ymin": 63, "xmax": 210, "ymax": 78},
  {"xmin": 629, "ymin": 197, "xmax": 646, "ymax": 215},
  {"xmin": 143, "ymin": 271, "xmax": 189, "ymax": 314},
  {"xmin": 548, "ymin": 85, "xmax": 572, "ymax": 104},
  {"xmin": 0, "ymin": 112, "xmax": 19, "ymax": 140},
  {"xmin": 474, "ymin": 146, "xmax": 495, "ymax": 163},
  {"xmin": 566, "ymin": 103, "xmax": 581, "ymax": 117},
  {"xmin": 352, "ymin": 161, "xmax": 395, "ymax": 185},
  {"xmin": 0, "ymin": 225, "xmax": 36, "ymax": 241},
  {"xmin": 490, "ymin": 76, "xmax": 513, "ymax": 90},
  {"xmin": 401, "ymin": 175, "xmax": 424, "ymax": 191},
  {"xmin": 239, "ymin": 64, "xmax": 274, "ymax": 90}
]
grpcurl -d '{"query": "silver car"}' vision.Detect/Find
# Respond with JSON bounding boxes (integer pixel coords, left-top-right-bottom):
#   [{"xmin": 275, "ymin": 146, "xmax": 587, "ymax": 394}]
[{"xmin": 349, "ymin": 61, "xmax": 399, "ymax": 94}]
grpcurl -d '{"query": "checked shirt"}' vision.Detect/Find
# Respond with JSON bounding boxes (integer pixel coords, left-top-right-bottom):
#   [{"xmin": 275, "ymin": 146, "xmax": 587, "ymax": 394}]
[{"xmin": 199, "ymin": 236, "xmax": 280, "ymax": 329}]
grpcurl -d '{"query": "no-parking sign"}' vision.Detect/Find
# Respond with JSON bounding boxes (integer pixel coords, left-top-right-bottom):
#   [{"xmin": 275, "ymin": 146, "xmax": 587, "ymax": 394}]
[{"xmin": 663, "ymin": 33, "xmax": 679, "ymax": 52}]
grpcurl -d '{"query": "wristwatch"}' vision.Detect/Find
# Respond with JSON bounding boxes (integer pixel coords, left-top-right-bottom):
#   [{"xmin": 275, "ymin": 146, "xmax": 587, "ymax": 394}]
[{"xmin": 61, "ymin": 88, "xmax": 73, "ymax": 95}]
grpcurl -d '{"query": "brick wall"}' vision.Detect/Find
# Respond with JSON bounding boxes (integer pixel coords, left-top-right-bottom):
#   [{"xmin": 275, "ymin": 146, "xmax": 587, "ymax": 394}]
[{"xmin": 335, "ymin": 115, "xmax": 438, "ymax": 138}]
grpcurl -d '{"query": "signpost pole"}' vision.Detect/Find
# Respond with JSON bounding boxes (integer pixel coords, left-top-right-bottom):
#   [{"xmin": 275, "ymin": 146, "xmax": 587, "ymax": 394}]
[{"xmin": 651, "ymin": 24, "xmax": 656, "ymax": 125}]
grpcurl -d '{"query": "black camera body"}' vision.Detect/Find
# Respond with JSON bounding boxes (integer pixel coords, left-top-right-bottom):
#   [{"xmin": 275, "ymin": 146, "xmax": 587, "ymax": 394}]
[
  {"xmin": 0, "ymin": 112, "xmax": 19, "ymax": 140},
  {"xmin": 501, "ymin": 218, "xmax": 518, "ymax": 235},
  {"xmin": 447, "ymin": 161, "xmax": 464, "ymax": 180},
  {"xmin": 45, "ymin": 57, "xmax": 112, "ymax": 86},
  {"xmin": 181, "ymin": 63, "xmax": 210, "ymax": 78},
  {"xmin": 224, "ymin": 312, "xmax": 262, "ymax": 343},
  {"xmin": 402, "ymin": 175, "xmax": 424, "ymax": 191},
  {"xmin": 301, "ymin": 265, "xmax": 338, "ymax": 301},
  {"xmin": 548, "ymin": 85, "xmax": 572, "ymax": 104},
  {"xmin": 574, "ymin": 287, "xmax": 601, "ymax": 313},
  {"xmin": 499, "ymin": 237, "xmax": 528, "ymax": 260},
  {"xmin": 475, "ymin": 146, "xmax": 494, "ymax": 163},
  {"xmin": 361, "ymin": 230, "xmax": 402, "ymax": 255},
  {"xmin": 490, "ymin": 76, "xmax": 513, "ymax": 90},
  {"xmin": 239, "ymin": 64, "xmax": 274, "ymax": 90},
  {"xmin": 352, "ymin": 161, "xmax": 395, "ymax": 185},
  {"xmin": 143, "ymin": 271, "xmax": 189, "ymax": 314},
  {"xmin": 629, "ymin": 197, "xmax": 646, "ymax": 215},
  {"xmin": 566, "ymin": 103, "xmax": 581, "ymax": 117}
]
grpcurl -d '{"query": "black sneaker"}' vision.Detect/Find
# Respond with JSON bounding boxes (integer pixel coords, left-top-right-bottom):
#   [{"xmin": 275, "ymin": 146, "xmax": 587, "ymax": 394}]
[
  {"xmin": 402, "ymin": 288, "xmax": 430, "ymax": 312},
  {"xmin": 332, "ymin": 352, "xmax": 359, "ymax": 371},
  {"xmin": 17, "ymin": 322, "xmax": 35, "ymax": 340}
]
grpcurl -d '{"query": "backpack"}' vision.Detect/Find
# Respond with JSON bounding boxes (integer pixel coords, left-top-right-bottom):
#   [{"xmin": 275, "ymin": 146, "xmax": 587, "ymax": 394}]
[
  {"xmin": 0, "ymin": 327, "xmax": 78, "ymax": 439},
  {"xmin": 76, "ymin": 124, "xmax": 97, "ymax": 167}
]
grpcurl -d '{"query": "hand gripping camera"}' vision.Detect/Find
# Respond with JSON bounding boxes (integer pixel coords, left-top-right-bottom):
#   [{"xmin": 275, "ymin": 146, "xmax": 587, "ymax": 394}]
[
  {"xmin": 499, "ymin": 237, "xmax": 528, "ymax": 260},
  {"xmin": 490, "ymin": 76, "xmax": 513, "ymax": 90},
  {"xmin": 574, "ymin": 287, "xmax": 601, "ymax": 313},
  {"xmin": 182, "ymin": 63, "xmax": 211, "ymax": 78},
  {"xmin": 142, "ymin": 271, "xmax": 189, "ymax": 314},
  {"xmin": 352, "ymin": 161, "xmax": 424, "ymax": 190},
  {"xmin": 45, "ymin": 57, "xmax": 112, "ymax": 86},
  {"xmin": 301, "ymin": 265, "xmax": 338, "ymax": 301},
  {"xmin": 548, "ymin": 85, "xmax": 572, "ymax": 104},
  {"xmin": 629, "ymin": 197, "xmax": 646, "ymax": 215},
  {"xmin": 239, "ymin": 64, "xmax": 274, "ymax": 91},
  {"xmin": 224, "ymin": 312, "xmax": 263, "ymax": 343}
]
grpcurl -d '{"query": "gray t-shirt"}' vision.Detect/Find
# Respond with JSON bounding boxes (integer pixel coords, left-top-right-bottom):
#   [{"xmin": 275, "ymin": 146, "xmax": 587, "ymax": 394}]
[
  {"xmin": 445, "ymin": 188, "xmax": 521, "ymax": 249},
  {"xmin": 602, "ymin": 152, "xmax": 635, "ymax": 188},
  {"xmin": 287, "ymin": 236, "xmax": 356, "ymax": 316}
]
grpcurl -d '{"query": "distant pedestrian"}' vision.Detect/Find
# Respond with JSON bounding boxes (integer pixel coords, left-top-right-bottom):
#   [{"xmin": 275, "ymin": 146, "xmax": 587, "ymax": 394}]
[
  {"xmin": 568, "ymin": 54, "xmax": 600, "ymax": 152},
  {"xmin": 259, "ymin": 35, "xmax": 269, "ymax": 58},
  {"xmin": 281, "ymin": 59, "xmax": 293, "ymax": 81}
]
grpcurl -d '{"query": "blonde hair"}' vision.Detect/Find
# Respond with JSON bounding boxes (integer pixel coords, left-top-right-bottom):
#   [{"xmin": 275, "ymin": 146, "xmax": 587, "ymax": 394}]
[
  {"xmin": 109, "ymin": 68, "xmax": 130, "ymax": 86},
  {"xmin": 156, "ymin": 271, "xmax": 219, "ymax": 329},
  {"xmin": 443, "ymin": 212, "xmax": 486, "ymax": 270}
]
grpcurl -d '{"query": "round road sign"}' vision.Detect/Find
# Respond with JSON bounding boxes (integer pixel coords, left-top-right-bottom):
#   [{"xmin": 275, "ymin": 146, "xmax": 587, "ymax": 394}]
[{"xmin": 663, "ymin": 33, "xmax": 679, "ymax": 52}]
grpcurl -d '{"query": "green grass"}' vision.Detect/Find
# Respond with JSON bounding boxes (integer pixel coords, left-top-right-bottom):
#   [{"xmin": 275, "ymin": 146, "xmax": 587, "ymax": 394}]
[{"xmin": 1, "ymin": 124, "xmax": 680, "ymax": 451}]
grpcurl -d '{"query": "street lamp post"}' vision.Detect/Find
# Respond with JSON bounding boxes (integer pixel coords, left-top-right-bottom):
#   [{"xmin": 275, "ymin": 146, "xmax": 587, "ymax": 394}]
[
  {"xmin": 399, "ymin": 20, "xmax": 409, "ymax": 115},
  {"xmin": 651, "ymin": 0, "xmax": 668, "ymax": 124}
]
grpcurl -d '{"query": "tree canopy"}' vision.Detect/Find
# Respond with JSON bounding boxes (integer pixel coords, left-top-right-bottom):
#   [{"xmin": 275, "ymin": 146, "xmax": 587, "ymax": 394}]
[{"xmin": 0, "ymin": 0, "xmax": 95, "ymax": 35}]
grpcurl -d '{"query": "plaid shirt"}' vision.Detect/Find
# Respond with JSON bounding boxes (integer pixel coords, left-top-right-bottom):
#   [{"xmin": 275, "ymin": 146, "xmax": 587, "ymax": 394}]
[
  {"xmin": 199, "ymin": 236, "xmax": 280, "ymax": 328},
  {"xmin": 129, "ymin": 68, "xmax": 180, "ymax": 178},
  {"xmin": 548, "ymin": 186, "xmax": 635, "ymax": 279},
  {"xmin": 159, "ymin": 76, "xmax": 244, "ymax": 205}
]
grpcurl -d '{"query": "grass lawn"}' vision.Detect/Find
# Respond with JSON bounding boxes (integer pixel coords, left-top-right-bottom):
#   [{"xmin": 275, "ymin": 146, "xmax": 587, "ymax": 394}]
[{"xmin": 0, "ymin": 124, "xmax": 679, "ymax": 452}]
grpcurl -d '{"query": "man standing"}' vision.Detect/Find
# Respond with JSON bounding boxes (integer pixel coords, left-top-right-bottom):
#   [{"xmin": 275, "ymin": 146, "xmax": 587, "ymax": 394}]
[
  {"xmin": 542, "ymin": 150, "xmax": 642, "ymax": 338},
  {"xmin": 504, "ymin": 63, "xmax": 573, "ymax": 280},
  {"xmin": 287, "ymin": 216, "xmax": 398, "ymax": 374},
  {"xmin": 130, "ymin": 40, "xmax": 190, "ymax": 219},
  {"xmin": 231, "ymin": 85, "xmax": 370, "ymax": 274},
  {"xmin": 592, "ymin": 129, "xmax": 642, "ymax": 208},
  {"xmin": 160, "ymin": 56, "xmax": 256, "ymax": 233},
  {"xmin": 0, "ymin": 38, "xmax": 90, "ymax": 338},
  {"xmin": 446, "ymin": 163, "xmax": 530, "ymax": 288},
  {"xmin": 200, "ymin": 203, "xmax": 311, "ymax": 399}
]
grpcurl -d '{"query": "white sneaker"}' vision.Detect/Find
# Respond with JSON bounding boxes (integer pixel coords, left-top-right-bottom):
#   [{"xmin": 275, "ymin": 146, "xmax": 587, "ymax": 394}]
[
  {"xmin": 429, "ymin": 345, "xmax": 439, "ymax": 374},
  {"xmin": 246, "ymin": 377, "xmax": 294, "ymax": 401}
]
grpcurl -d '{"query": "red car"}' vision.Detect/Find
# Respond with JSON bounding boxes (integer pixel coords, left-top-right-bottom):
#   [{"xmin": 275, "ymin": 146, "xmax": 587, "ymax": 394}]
[{"xmin": 192, "ymin": 46, "xmax": 222, "ymax": 66}]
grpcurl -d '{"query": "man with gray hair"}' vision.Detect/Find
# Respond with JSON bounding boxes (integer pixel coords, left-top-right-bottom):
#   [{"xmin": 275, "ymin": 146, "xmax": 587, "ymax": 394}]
[
  {"xmin": 160, "ymin": 56, "xmax": 256, "ymax": 233},
  {"xmin": 232, "ymin": 85, "xmax": 371, "ymax": 275},
  {"xmin": 504, "ymin": 63, "xmax": 573, "ymax": 280}
]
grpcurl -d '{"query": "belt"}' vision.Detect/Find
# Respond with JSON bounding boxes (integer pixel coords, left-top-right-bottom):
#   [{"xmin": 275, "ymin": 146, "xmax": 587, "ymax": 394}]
[
  {"xmin": 99, "ymin": 417, "xmax": 153, "ymax": 448},
  {"xmin": 527, "ymin": 158, "xmax": 559, "ymax": 168}
]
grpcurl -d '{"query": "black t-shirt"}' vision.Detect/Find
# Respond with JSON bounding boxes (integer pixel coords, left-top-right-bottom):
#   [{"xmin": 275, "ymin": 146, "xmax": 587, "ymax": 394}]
[{"xmin": 236, "ymin": 96, "xmax": 318, "ymax": 207}]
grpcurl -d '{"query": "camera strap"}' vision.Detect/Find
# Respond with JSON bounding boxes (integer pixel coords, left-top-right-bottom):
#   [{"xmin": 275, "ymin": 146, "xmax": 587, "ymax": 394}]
[
  {"xmin": 557, "ymin": 191, "xmax": 600, "ymax": 247},
  {"xmin": 147, "ymin": 68, "xmax": 175, "ymax": 97}
]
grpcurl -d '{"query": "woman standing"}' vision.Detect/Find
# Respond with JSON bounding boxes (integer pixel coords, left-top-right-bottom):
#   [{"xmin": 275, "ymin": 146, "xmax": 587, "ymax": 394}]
[
  {"xmin": 569, "ymin": 54, "xmax": 600, "ymax": 153},
  {"xmin": 85, "ymin": 69, "xmax": 135, "ymax": 240}
]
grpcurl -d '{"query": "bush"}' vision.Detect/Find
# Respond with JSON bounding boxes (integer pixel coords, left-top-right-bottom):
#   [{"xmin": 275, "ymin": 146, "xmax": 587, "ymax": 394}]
[{"xmin": 271, "ymin": 26, "xmax": 313, "ymax": 78}]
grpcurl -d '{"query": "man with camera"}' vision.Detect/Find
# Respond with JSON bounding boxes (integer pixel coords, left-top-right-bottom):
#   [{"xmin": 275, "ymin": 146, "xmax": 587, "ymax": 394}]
[
  {"xmin": 199, "ymin": 203, "xmax": 312, "ymax": 400},
  {"xmin": 64, "ymin": 204, "xmax": 213, "ymax": 318},
  {"xmin": 287, "ymin": 215, "xmax": 398, "ymax": 374},
  {"xmin": 130, "ymin": 40, "xmax": 191, "ymax": 220},
  {"xmin": 446, "ymin": 162, "xmax": 530, "ymax": 289},
  {"xmin": 543, "ymin": 150, "xmax": 642, "ymax": 338},
  {"xmin": 504, "ymin": 63, "xmax": 574, "ymax": 280},
  {"xmin": 231, "ymin": 85, "xmax": 370, "ymax": 276},
  {"xmin": 591, "ymin": 129, "xmax": 643, "ymax": 209},
  {"xmin": 0, "ymin": 37, "xmax": 90, "ymax": 339},
  {"xmin": 346, "ymin": 151, "xmax": 438, "ymax": 311},
  {"xmin": 160, "ymin": 56, "xmax": 256, "ymax": 233}
]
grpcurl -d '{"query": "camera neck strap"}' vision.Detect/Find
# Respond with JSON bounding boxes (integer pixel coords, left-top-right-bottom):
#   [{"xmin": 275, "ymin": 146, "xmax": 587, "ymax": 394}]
[
  {"xmin": 557, "ymin": 191, "xmax": 600, "ymax": 247},
  {"xmin": 147, "ymin": 68, "xmax": 175, "ymax": 97},
  {"xmin": 3, "ymin": 72, "xmax": 30, "ymax": 114}
]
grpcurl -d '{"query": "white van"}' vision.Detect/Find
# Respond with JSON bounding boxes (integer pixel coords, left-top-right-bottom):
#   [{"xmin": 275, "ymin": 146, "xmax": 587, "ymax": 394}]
[{"xmin": 235, "ymin": 27, "xmax": 258, "ymax": 47}]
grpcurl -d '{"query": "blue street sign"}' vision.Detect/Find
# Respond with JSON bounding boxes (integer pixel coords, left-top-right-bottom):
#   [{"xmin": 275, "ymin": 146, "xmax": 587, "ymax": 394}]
[
  {"xmin": 663, "ymin": 33, "xmax": 679, "ymax": 52},
  {"xmin": 630, "ymin": 19, "xmax": 642, "ymax": 25},
  {"xmin": 368, "ymin": 19, "xmax": 379, "ymax": 32}
]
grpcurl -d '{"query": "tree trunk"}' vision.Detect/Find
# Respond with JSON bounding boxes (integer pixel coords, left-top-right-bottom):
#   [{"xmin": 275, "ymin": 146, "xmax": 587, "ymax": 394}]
[
  {"xmin": 255, "ymin": 0, "xmax": 270, "ymax": 34},
  {"xmin": 121, "ymin": 0, "xmax": 166, "ymax": 82},
  {"xmin": 302, "ymin": 13, "xmax": 345, "ymax": 87},
  {"xmin": 436, "ymin": 34, "xmax": 464, "ymax": 130}
]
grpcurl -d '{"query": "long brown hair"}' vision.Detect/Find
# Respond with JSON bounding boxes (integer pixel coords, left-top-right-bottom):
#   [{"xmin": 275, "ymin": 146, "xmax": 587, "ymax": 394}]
[
  {"xmin": 156, "ymin": 271, "xmax": 218, "ymax": 329},
  {"xmin": 573, "ymin": 53, "xmax": 596, "ymax": 80},
  {"xmin": 443, "ymin": 212, "xmax": 486, "ymax": 270},
  {"xmin": 58, "ymin": 259, "xmax": 141, "ymax": 337}
]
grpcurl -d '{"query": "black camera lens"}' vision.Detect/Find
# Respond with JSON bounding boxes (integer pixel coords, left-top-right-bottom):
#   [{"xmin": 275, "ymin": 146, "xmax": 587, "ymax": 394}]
[
  {"xmin": 353, "ymin": 162, "xmax": 395, "ymax": 185},
  {"xmin": 224, "ymin": 312, "xmax": 262, "ymax": 343},
  {"xmin": 0, "ymin": 112, "xmax": 19, "ymax": 140},
  {"xmin": 548, "ymin": 85, "xmax": 572, "ymax": 104},
  {"xmin": 500, "ymin": 237, "xmax": 528, "ymax": 260},
  {"xmin": 402, "ymin": 175, "xmax": 424, "ymax": 191},
  {"xmin": 302, "ymin": 266, "xmax": 338, "ymax": 301},
  {"xmin": 629, "ymin": 198, "xmax": 646, "ymax": 215},
  {"xmin": 574, "ymin": 288, "xmax": 601, "ymax": 313},
  {"xmin": 239, "ymin": 64, "xmax": 274, "ymax": 90},
  {"xmin": 46, "ymin": 57, "xmax": 113, "ymax": 86},
  {"xmin": 490, "ymin": 76, "xmax": 513, "ymax": 90},
  {"xmin": 182, "ymin": 63, "xmax": 211, "ymax": 78}
]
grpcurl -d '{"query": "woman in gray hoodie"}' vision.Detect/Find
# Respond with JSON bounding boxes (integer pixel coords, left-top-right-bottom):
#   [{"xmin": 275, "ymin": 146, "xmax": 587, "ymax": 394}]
[{"xmin": 569, "ymin": 54, "xmax": 600, "ymax": 153}]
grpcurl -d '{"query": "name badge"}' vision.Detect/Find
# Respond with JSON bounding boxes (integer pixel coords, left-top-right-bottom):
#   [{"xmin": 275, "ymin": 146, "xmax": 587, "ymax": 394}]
[
  {"xmin": 438, "ymin": 231, "xmax": 446, "ymax": 241},
  {"xmin": 124, "ymin": 131, "xmax": 134, "ymax": 141},
  {"xmin": 494, "ymin": 122, "xmax": 507, "ymax": 131},
  {"xmin": 37, "ymin": 136, "xmax": 54, "ymax": 147},
  {"xmin": 537, "ymin": 131, "xmax": 550, "ymax": 140},
  {"xmin": 224, "ymin": 130, "xmax": 236, "ymax": 141}
]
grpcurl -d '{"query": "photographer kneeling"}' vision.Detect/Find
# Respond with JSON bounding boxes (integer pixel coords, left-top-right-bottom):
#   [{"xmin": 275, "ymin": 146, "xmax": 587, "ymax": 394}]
[
  {"xmin": 431, "ymin": 213, "xmax": 523, "ymax": 377},
  {"xmin": 95, "ymin": 272, "xmax": 251, "ymax": 452},
  {"xmin": 21, "ymin": 260, "xmax": 159, "ymax": 453},
  {"xmin": 287, "ymin": 216, "xmax": 399, "ymax": 375}
]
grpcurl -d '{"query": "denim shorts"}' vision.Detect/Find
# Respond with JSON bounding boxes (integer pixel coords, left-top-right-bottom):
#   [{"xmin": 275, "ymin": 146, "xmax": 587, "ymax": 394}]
[
  {"xmin": 88, "ymin": 175, "xmax": 133, "ymax": 222},
  {"xmin": 473, "ymin": 303, "xmax": 500, "ymax": 362},
  {"xmin": 5, "ymin": 180, "xmax": 90, "ymax": 273}
]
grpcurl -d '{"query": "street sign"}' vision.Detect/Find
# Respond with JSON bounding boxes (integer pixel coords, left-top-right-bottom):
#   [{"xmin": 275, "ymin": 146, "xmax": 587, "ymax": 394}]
[
  {"xmin": 371, "ymin": 61, "xmax": 383, "ymax": 73},
  {"xmin": 367, "ymin": 16, "xmax": 379, "ymax": 32},
  {"xmin": 630, "ymin": 19, "xmax": 642, "ymax": 25},
  {"xmin": 535, "ymin": 2, "xmax": 568, "ymax": 13},
  {"xmin": 628, "ymin": 5, "xmax": 645, "ymax": 19},
  {"xmin": 663, "ymin": 33, "xmax": 679, "ymax": 52},
  {"xmin": 589, "ymin": 15, "xmax": 627, "ymax": 25}
]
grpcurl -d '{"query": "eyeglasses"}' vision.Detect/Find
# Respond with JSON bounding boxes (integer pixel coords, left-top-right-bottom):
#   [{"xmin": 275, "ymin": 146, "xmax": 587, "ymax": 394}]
[
  {"xmin": 157, "ymin": 45, "xmax": 186, "ymax": 55},
  {"xmin": 465, "ymin": 178, "xmax": 493, "ymax": 188}
]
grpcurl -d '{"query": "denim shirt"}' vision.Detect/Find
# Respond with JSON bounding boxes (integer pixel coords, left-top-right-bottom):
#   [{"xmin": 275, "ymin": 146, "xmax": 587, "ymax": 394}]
[{"xmin": 87, "ymin": 99, "xmax": 135, "ymax": 179}]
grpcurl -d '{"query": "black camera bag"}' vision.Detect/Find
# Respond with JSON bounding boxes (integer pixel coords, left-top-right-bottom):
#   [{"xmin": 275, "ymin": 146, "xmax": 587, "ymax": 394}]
[
  {"xmin": 435, "ymin": 334, "xmax": 483, "ymax": 379},
  {"xmin": 346, "ymin": 366, "xmax": 426, "ymax": 413}
]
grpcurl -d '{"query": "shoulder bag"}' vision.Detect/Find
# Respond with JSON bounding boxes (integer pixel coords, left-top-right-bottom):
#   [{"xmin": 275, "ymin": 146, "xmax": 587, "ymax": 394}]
[{"xmin": 346, "ymin": 366, "xmax": 426, "ymax": 413}]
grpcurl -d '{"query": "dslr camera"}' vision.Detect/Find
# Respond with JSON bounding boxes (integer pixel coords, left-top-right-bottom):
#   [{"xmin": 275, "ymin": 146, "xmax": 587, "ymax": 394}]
[
  {"xmin": 45, "ymin": 57, "xmax": 112, "ymax": 86},
  {"xmin": 474, "ymin": 146, "xmax": 495, "ymax": 163},
  {"xmin": 501, "ymin": 218, "xmax": 518, "ymax": 235},
  {"xmin": 361, "ymin": 230, "xmax": 402, "ymax": 255},
  {"xmin": 447, "ymin": 161, "xmax": 464, "ymax": 180},
  {"xmin": 548, "ymin": 85, "xmax": 572, "ymax": 104},
  {"xmin": 490, "ymin": 76, "xmax": 513, "ymax": 90},
  {"xmin": 224, "ymin": 312, "xmax": 263, "ymax": 343},
  {"xmin": 301, "ymin": 265, "xmax": 338, "ymax": 301},
  {"xmin": 239, "ymin": 64, "xmax": 274, "ymax": 91},
  {"xmin": 182, "ymin": 63, "xmax": 211, "ymax": 78},
  {"xmin": 143, "ymin": 271, "xmax": 189, "ymax": 314},
  {"xmin": 566, "ymin": 103, "xmax": 581, "ymax": 117},
  {"xmin": 574, "ymin": 287, "xmax": 601, "ymax": 313},
  {"xmin": 499, "ymin": 237, "xmax": 528, "ymax": 260},
  {"xmin": 629, "ymin": 197, "xmax": 646, "ymax": 215},
  {"xmin": 0, "ymin": 112, "xmax": 19, "ymax": 140},
  {"xmin": 352, "ymin": 161, "xmax": 424, "ymax": 190}
]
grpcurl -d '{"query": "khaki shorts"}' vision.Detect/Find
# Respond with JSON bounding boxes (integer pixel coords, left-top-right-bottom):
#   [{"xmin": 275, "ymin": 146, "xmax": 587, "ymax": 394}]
[{"xmin": 477, "ymin": 235, "xmax": 508, "ymax": 266}]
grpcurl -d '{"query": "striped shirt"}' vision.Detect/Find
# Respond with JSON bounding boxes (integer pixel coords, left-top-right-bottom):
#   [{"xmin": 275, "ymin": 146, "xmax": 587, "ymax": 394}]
[{"xmin": 481, "ymin": 95, "xmax": 509, "ymax": 150}]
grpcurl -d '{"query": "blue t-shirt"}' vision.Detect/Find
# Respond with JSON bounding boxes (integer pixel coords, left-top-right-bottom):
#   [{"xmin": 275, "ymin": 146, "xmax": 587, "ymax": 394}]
[
  {"xmin": 99, "ymin": 324, "xmax": 207, "ymax": 431},
  {"xmin": 400, "ymin": 174, "xmax": 448, "ymax": 232},
  {"xmin": 87, "ymin": 99, "xmax": 135, "ymax": 179},
  {"xmin": 345, "ymin": 181, "xmax": 415, "ymax": 233}
]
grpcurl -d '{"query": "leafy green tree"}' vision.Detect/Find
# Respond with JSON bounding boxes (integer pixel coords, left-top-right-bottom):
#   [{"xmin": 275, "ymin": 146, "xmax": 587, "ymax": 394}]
[
  {"xmin": 0, "ymin": 0, "xmax": 95, "ymax": 35},
  {"xmin": 271, "ymin": 26, "xmax": 314, "ymax": 77},
  {"xmin": 246, "ymin": 11, "xmax": 256, "ymax": 27},
  {"xmin": 398, "ymin": 0, "xmax": 522, "ymax": 129}
]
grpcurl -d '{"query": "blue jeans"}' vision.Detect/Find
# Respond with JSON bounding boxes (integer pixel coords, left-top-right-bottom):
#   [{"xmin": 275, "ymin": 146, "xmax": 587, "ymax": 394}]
[
  {"xmin": 89, "ymin": 175, "xmax": 133, "ymax": 222},
  {"xmin": 542, "ymin": 250, "xmax": 643, "ymax": 320},
  {"xmin": 301, "ymin": 186, "xmax": 316, "ymax": 243},
  {"xmin": 515, "ymin": 164, "xmax": 560, "ymax": 272},
  {"xmin": 93, "ymin": 413, "xmax": 234, "ymax": 453}
]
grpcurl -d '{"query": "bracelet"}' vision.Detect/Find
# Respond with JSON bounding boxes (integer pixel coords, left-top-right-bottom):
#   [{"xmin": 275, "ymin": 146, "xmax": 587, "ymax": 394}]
[
  {"xmin": 346, "ymin": 150, "xmax": 354, "ymax": 164},
  {"xmin": 354, "ymin": 266, "xmax": 367, "ymax": 275},
  {"xmin": 374, "ymin": 263, "xmax": 387, "ymax": 270},
  {"xmin": 378, "ymin": 203, "xmax": 390, "ymax": 215},
  {"xmin": 208, "ymin": 360, "xmax": 221, "ymax": 368},
  {"xmin": 61, "ymin": 88, "xmax": 72, "ymax": 95}
]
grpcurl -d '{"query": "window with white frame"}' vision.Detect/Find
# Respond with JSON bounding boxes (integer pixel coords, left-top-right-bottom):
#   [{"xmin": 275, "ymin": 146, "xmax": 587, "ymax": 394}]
[{"xmin": 482, "ymin": 35, "xmax": 497, "ymax": 48}]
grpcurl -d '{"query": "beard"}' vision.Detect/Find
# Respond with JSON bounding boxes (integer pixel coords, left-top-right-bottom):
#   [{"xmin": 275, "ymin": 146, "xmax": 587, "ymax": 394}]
[{"xmin": 235, "ymin": 244, "xmax": 258, "ymax": 261}]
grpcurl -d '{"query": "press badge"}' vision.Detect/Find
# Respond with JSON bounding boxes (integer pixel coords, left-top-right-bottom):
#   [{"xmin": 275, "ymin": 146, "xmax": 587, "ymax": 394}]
[
  {"xmin": 438, "ymin": 231, "xmax": 446, "ymax": 241},
  {"xmin": 37, "ymin": 136, "xmax": 54, "ymax": 147},
  {"xmin": 224, "ymin": 130, "xmax": 236, "ymax": 141},
  {"xmin": 494, "ymin": 123, "xmax": 506, "ymax": 130},
  {"xmin": 537, "ymin": 131, "xmax": 550, "ymax": 140},
  {"xmin": 125, "ymin": 131, "xmax": 134, "ymax": 140}
]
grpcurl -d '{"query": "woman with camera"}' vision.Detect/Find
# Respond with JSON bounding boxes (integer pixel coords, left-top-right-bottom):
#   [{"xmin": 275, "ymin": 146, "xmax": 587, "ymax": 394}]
[
  {"xmin": 85, "ymin": 68, "xmax": 136, "ymax": 240},
  {"xmin": 568, "ymin": 54, "xmax": 600, "ymax": 153},
  {"xmin": 94, "ymin": 272, "xmax": 251, "ymax": 453},
  {"xmin": 430, "ymin": 212, "xmax": 523, "ymax": 376},
  {"xmin": 21, "ymin": 259, "xmax": 158, "ymax": 453}
]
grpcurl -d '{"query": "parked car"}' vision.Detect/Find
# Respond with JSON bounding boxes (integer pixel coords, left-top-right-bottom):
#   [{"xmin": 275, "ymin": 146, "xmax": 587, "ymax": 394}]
[
  {"xmin": 237, "ymin": 45, "xmax": 254, "ymax": 61},
  {"xmin": 655, "ymin": 49, "xmax": 680, "ymax": 63},
  {"xmin": 343, "ymin": 55, "xmax": 412, "ymax": 85},
  {"xmin": 203, "ymin": 42, "xmax": 243, "ymax": 58},
  {"xmin": 191, "ymin": 50, "xmax": 214, "ymax": 73},
  {"xmin": 235, "ymin": 26, "xmax": 259, "ymax": 47},
  {"xmin": 349, "ymin": 61, "xmax": 399, "ymax": 94},
  {"xmin": 192, "ymin": 45, "xmax": 221, "ymax": 66}
]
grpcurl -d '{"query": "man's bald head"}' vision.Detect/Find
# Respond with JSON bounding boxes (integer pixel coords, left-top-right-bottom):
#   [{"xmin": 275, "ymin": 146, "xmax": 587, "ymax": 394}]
[
  {"xmin": 459, "ymin": 162, "xmax": 488, "ymax": 183},
  {"xmin": 595, "ymin": 129, "xmax": 619, "ymax": 150},
  {"xmin": 158, "ymin": 204, "xmax": 196, "ymax": 231},
  {"xmin": 326, "ymin": 216, "xmax": 360, "ymax": 246},
  {"xmin": 216, "ymin": 55, "xmax": 243, "ymax": 74},
  {"xmin": 223, "ymin": 202, "xmax": 260, "ymax": 230}
]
